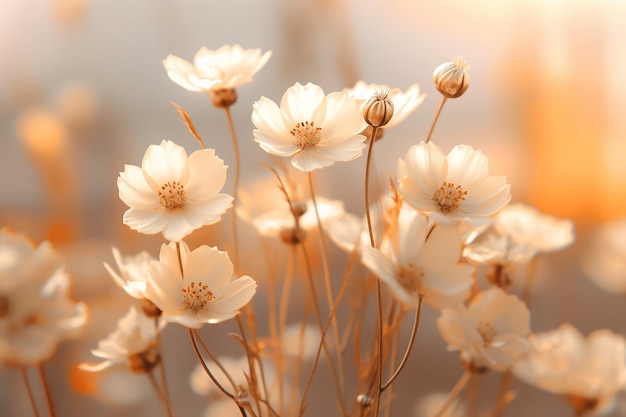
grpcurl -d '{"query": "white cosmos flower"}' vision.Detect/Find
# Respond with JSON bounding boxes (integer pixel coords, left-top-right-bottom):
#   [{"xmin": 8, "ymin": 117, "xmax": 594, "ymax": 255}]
[
  {"xmin": 103, "ymin": 247, "xmax": 155, "ymax": 299},
  {"xmin": 344, "ymin": 81, "xmax": 426, "ymax": 129},
  {"xmin": 145, "ymin": 241, "xmax": 256, "ymax": 328},
  {"xmin": 252, "ymin": 82, "xmax": 367, "ymax": 172},
  {"xmin": 117, "ymin": 140, "xmax": 233, "ymax": 242},
  {"xmin": 0, "ymin": 229, "xmax": 87, "ymax": 366},
  {"xmin": 437, "ymin": 288, "xmax": 530, "ymax": 371},
  {"xmin": 361, "ymin": 204, "xmax": 474, "ymax": 310},
  {"xmin": 397, "ymin": 141, "xmax": 511, "ymax": 226},
  {"xmin": 513, "ymin": 324, "xmax": 626, "ymax": 414},
  {"xmin": 163, "ymin": 45, "xmax": 271, "ymax": 92},
  {"xmin": 80, "ymin": 306, "xmax": 164, "ymax": 373}
]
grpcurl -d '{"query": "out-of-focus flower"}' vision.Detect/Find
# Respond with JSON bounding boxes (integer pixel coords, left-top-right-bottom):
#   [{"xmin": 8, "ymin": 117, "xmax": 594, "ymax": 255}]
[
  {"xmin": 437, "ymin": 288, "xmax": 530, "ymax": 371},
  {"xmin": 433, "ymin": 57, "xmax": 470, "ymax": 99},
  {"xmin": 582, "ymin": 218, "xmax": 626, "ymax": 294},
  {"xmin": 398, "ymin": 141, "xmax": 511, "ymax": 227},
  {"xmin": 80, "ymin": 307, "xmax": 163, "ymax": 373},
  {"xmin": 252, "ymin": 82, "xmax": 367, "ymax": 172},
  {"xmin": 513, "ymin": 324, "xmax": 626, "ymax": 414},
  {"xmin": 280, "ymin": 322, "xmax": 321, "ymax": 360},
  {"xmin": 344, "ymin": 81, "xmax": 425, "ymax": 130},
  {"xmin": 0, "ymin": 229, "xmax": 87, "ymax": 366},
  {"xmin": 103, "ymin": 247, "xmax": 155, "ymax": 300},
  {"xmin": 361, "ymin": 204, "xmax": 474, "ymax": 310},
  {"xmin": 413, "ymin": 392, "xmax": 465, "ymax": 417},
  {"xmin": 163, "ymin": 45, "xmax": 271, "ymax": 93},
  {"xmin": 145, "ymin": 241, "xmax": 256, "ymax": 328},
  {"xmin": 117, "ymin": 140, "xmax": 233, "ymax": 242}
]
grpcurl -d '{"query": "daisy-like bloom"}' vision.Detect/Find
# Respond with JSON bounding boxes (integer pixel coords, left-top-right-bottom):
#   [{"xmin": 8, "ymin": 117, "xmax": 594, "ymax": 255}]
[
  {"xmin": 582, "ymin": 218, "xmax": 626, "ymax": 294},
  {"xmin": 0, "ymin": 229, "xmax": 87, "ymax": 366},
  {"xmin": 513, "ymin": 324, "xmax": 626, "ymax": 414},
  {"xmin": 252, "ymin": 82, "xmax": 367, "ymax": 172},
  {"xmin": 437, "ymin": 288, "xmax": 530, "ymax": 371},
  {"xmin": 360, "ymin": 203, "xmax": 475, "ymax": 310},
  {"xmin": 163, "ymin": 44, "xmax": 271, "ymax": 94},
  {"xmin": 413, "ymin": 392, "xmax": 465, "ymax": 417},
  {"xmin": 117, "ymin": 140, "xmax": 233, "ymax": 242},
  {"xmin": 103, "ymin": 247, "xmax": 155, "ymax": 300},
  {"xmin": 80, "ymin": 306, "xmax": 164, "ymax": 373},
  {"xmin": 145, "ymin": 241, "xmax": 256, "ymax": 328},
  {"xmin": 344, "ymin": 81, "xmax": 426, "ymax": 130},
  {"xmin": 397, "ymin": 141, "xmax": 511, "ymax": 226}
]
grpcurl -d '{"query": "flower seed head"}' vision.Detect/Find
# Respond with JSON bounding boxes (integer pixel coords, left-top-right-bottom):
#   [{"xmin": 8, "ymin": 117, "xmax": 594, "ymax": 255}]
[
  {"xmin": 363, "ymin": 90, "xmax": 394, "ymax": 127},
  {"xmin": 433, "ymin": 57, "xmax": 470, "ymax": 99}
]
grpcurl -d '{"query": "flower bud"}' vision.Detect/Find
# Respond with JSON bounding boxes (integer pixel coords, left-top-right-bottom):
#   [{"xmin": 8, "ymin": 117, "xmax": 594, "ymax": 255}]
[
  {"xmin": 210, "ymin": 88, "xmax": 238, "ymax": 108},
  {"xmin": 128, "ymin": 347, "xmax": 160, "ymax": 374},
  {"xmin": 433, "ymin": 57, "xmax": 470, "ymax": 99},
  {"xmin": 363, "ymin": 91, "xmax": 394, "ymax": 127}
]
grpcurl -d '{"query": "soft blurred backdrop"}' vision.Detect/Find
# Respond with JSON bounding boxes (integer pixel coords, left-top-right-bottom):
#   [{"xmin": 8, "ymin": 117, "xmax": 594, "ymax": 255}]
[{"xmin": 1, "ymin": 0, "xmax": 626, "ymax": 416}]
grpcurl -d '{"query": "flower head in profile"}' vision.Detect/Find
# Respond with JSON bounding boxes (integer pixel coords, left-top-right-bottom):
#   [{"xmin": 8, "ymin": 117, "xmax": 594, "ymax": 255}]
[
  {"xmin": 437, "ymin": 288, "xmax": 530, "ymax": 371},
  {"xmin": 104, "ymin": 247, "xmax": 155, "ymax": 300},
  {"xmin": 117, "ymin": 140, "xmax": 233, "ymax": 242},
  {"xmin": 344, "ymin": 81, "xmax": 425, "ymax": 130},
  {"xmin": 513, "ymin": 324, "xmax": 626, "ymax": 414},
  {"xmin": 145, "ymin": 241, "xmax": 256, "ymax": 328},
  {"xmin": 80, "ymin": 306, "xmax": 164, "ymax": 373},
  {"xmin": 0, "ymin": 229, "xmax": 87, "ymax": 366},
  {"xmin": 252, "ymin": 82, "xmax": 367, "ymax": 172},
  {"xmin": 163, "ymin": 45, "xmax": 271, "ymax": 92},
  {"xmin": 398, "ymin": 141, "xmax": 511, "ymax": 226}
]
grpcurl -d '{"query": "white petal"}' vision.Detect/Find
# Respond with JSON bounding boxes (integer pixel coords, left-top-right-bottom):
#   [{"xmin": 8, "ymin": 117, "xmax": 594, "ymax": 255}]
[
  {"xmin": 117, "ymin": 165, "xmax": 160, "ymax": 209},
  {"xmin": 123, "ymin": 207, "xmax": 169, "ymax": 236},
  {"xmin": 163, "ymin": 55, "xmax": 206, "ymax": 92},
  {"xmin": 142, "ymin": 140, "xmax": 189, "ymax": 187},
  {"xmin": 445, "ymin": 145, "xmax": 489, "ymax": 189},
  {"xmin": 280, "ymin": 82, "xmax": 326, "ymax": 126},
  {"xmin": 184, "ymin": 148, "xmax": 228, "ymax": 198},
  {"xmin": 184, "ymin": 245, "xmax": 233, "ymax": 288}
]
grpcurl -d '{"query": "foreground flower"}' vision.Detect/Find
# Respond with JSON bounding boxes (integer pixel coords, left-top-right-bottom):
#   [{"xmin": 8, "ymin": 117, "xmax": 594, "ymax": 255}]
[
  {"xmin": 361, "ymin": 204, "xmax": 474, "ymax": 310},
  {"xmin": 513, "ymin": 324, "xmax": 626, "ymax": 414},
  {"xmin": 104, "ymin": 247, "xmax": 155, "ymax": 300},
  {"xmin": 0, "ymin": 229, "xmax": 87, "ymax": 365},
  {"xmin": 433, "ymin": 57, "xmax": 470, "ymax": 99},
  {"xmin": 163, "ymin": 45, "xmax": 271, "ymax": 93},
  {"xmin": 344, "ymin": 81, "xmax": 425, "ymax": 130},
  {"xmin": 582, "ymin": 218, "xmax": 626, "ymax": 295},
  {"xmin": 117, "ymin": 140, "xmax": 233, "ymax": 242},
  {"xmin": 80, "ymin": 306, "xmax": 164, "ymax": 373},
  {"xmin": 145, "ymin": 241, "xmax": 256, "ymax": 328},
  {"xmin": 437, "ymin": 288, "xmax": 530, "ymax": 371},
  {"xmin": 398, "ymin": 141, "xmax": 511, "ymax": 226},
  {"xmin": 252, "ymin": 82, "xmax": 367, "ymax": 172}
]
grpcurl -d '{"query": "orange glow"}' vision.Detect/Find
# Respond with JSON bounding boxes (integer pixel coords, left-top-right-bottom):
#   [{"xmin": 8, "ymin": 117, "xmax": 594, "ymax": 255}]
[{"xmin": 16, "ymin": 108, "xmax": 67, "ymax": 158}]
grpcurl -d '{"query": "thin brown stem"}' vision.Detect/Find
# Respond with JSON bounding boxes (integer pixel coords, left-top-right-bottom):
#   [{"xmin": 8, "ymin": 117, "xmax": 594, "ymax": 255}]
[
  {"xmin": 20, "ymin": 367, "xmax": 40, "ymax": 417},
  {"xmin": 156, "ymin": 331, "xmax": 175, "ymax": 417},
  {"xmin": 223, "ymin": 106, "xmax": 241, "ymax": 275},
  {"xmin": 36, "ymin": 363, "xmax": 56, "ymax": 417},
  {"xmin": 431, "ymin": 371, "xmax": 471, "ymax": 417},
  {"xmin": 146, "ymin": 370, "xmax": 171, "ymax": 417},
  {"xmin": 492, "ymin": 370, "xmax": 514, "ymax": 417},
  {"xmin": 193, "ymin": 330, "xmax": 240, "ymax": 396},
  {"xmin": 364, "ymin": 127, "xmax": 379, "ymax": 249},
  {"xmin": 425, "ymin": 96, "xmax": 448, "ymax": 143},
  {"xmin": 175, "ymin": 242, "xmax": 184, "ymax": 278}
]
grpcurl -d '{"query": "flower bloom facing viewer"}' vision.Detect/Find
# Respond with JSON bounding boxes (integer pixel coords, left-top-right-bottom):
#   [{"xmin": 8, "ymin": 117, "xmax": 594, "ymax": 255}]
[
  {"xmin": 397, "ymin": 141, "xmax": 511, "ymax": 227},
  {"xmin": 145, "ymin": 241, "xmax": 256, "ymax": 328},
  {"xmin": 437, "ymin": 288, "xmax": 530, "ymax": 371},
  {"xmin": 117, "ymin": 140, "xmax": 233, "ymax": 242},
  {"xmin": 513, "ymin": 323, "xmax": 626, "ymax": 415},
  {"xmin": 80, "ymin": 306, "xmax": 164, "ymax": 373},
  {"xmin": 0, "ymin": 228, "xmax": 87, "ymax": 366},
  {"xmin": 252, "ymin": 82, "xmax": 367, "ymax": 172}
]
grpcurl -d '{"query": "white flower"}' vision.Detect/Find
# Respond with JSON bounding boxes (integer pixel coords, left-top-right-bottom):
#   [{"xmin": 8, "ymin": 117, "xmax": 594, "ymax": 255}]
[
  {"xmin": 0, "ymin": 229, "xmax": 87, "ymax": 366},
  {"xmin": 513, "ymin": 324, "xmax": 626, "ymax": 414},
  {"xmin": 397, "ymin": 141, "xmax": 511, "ymax": 226},
  {"xmin": 252, "ymin": 82, "xmax": 367, "ymax": 172},
  {"xmin": 163, "ymin": 45, "xmax": 271, "ymax": 92},
  {"xmin": 437, "ymin": 288, "xmax": 530, "ymax": 371},
  {"xmin": 145, "ymin": 241, "xmax": 256, "ymax": 328},
  {"xmin": 103, "ymin": 247, "xmax": 155, "ymax": 299},
  {"xmin": 80, "ymin": 306, "xmax": 163, "ymax": 373},
  {"xmin": 582, "ymin": 218, "xmax": 626, "ymax": 294},
  {"xmin": 361, "ymin": 204, "xmax": 474, "ymax": 310},
  {"xmin": 344, "ymin": 81, "xmax": 426, "ymax": 129},
  {"xmin": 117, "ymin": 140, "xmax": 233, "ymax": 242}
]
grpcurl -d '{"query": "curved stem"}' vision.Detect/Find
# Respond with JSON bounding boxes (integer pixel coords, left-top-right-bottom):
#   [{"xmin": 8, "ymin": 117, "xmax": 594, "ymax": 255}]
[
  {"xmin": 20, "ymin": 367, "xmax": 40, "ymax": 417},
  {"xmin": 36, "ymin": 363, "xmax": 56, "ymax": 417},
  {"xmin": 425, "ymin": 96, "xmax": 448, "ymax": 143},
  {"xmin": 364, "ymin": 127, "xmax": 379, "ymax": 249},
  {"xmin": 193, "ymin": 330, "xmax": 239, "ymax": 396},
  {"xmin": 431, "ymin": 371, "xmax": 471, "ymax": 417},
  {"xmin": 223, "ymin": 106, "xmax": 241, "ymax": 275},
  {"xmin": 156, "ymin": 330, "xmax": 175, "ymax": 417},
  {"xmin": 381, "ymin": 295, "xmax": 423, "ymax": 391}
]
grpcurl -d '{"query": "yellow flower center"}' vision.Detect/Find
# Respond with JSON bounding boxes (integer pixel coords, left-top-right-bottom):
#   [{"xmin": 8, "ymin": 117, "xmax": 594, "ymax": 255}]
[
  {"xmin": 432, "ymin": 181, "xmax": 467, "ymax": 213},
  {"xmin": 158, "ymin": 181, "xmax": 187, "ymax": 209},
  {"xmin": 477, "ymin": 320, "xmax": 496, "ymax": 346},
  {"xmin": 181, "ymin": 281, "xmax": 215, "ymax": 313},
  {"xmin": 290, "ymin": 121, "xmax": 322, "ymax": 149}
]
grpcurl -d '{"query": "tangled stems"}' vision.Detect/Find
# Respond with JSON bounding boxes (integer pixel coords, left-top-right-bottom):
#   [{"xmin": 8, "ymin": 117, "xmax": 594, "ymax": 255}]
[{"xmin": 20, "ymin": 367, "xmax": 40, "ymax": 417}]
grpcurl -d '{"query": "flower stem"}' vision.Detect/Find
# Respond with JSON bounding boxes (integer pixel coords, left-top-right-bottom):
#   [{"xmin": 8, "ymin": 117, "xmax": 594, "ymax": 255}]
[
  {"xmin": 431, "ymin": 370, "xmax": 471, "ymax": 417},
  {"xmin": 155, "ymin": 329, "xmax": 175, "ymax": 417},
  {"xmin": 223, "ymin": 106, "xmax": 241, "ymax": 276},
  {"xmin": 36, "ymin": 363, "xmax": 56, "ymax": 417},
  {"xmin": 364, "ymin": 127, "xmax": 379, "ymax": 249},
  {"xmin": 425, "ymin": 96, "xmax": 448, "ymax": 144},
  {"xmin": 175, "ymin": 242, "xmax": 184, "ymax": 278},
  {"xmin": 20, "ymin": 367, "xmax": 40, "ymax": 417}
]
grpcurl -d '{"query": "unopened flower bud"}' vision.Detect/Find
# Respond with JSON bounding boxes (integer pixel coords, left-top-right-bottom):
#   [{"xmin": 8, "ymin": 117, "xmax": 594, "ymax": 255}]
[
  {"xmin": 128, "ymin": 347, "xmax": 160, "ymax": 373},
  {"xmin": 363, "ymin": 91, "xmax": 394, "ymax": 127},
  {"xmin": 433, "ymin": 57, "xmax": 470, "ymax": 99},
  {"xmin": 210, "ymin": 88, "xmax": 238, "ymax": 108},
  {"xmin": 141, "ymin": 298, "xmax": 162, "ymax": 318}
]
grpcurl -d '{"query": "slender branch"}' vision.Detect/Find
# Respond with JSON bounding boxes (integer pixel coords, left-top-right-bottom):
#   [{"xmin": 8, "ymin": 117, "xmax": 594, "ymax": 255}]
[
  {"xmin": 20, "ymin": 367, "xmax": 40, "ymax": 417},
  {"xmin": 364, "ymin": 127, "xmax": 379, "ymax": 249},
  {"xmin": 492, "ymin": 370, "xmax": 514, "ymax": 417},
  {"xmin": 193, "ymin": 330, "xmax": 239, "ymax": 395},
  {"xmin": 175, "ymin": 242, "xmax": 184, "ymax": 278},
  {"xmin": 431, "ymin": 371, "xmax": 471, "ymax": 417},
  {"xmin": 156, "ymin": 330, "xmax": 175, "ymax": 417},
  {"xmin": 425, "ymin": 96, "xmax": 448, "ymax": 143},
  {"xmin": 36, "ymin": 363, "xmax": 56, "ymax": 417},
  {"xmin": 223, "ymin": 106, "xmax": 241, "ymax": 275},
  {"xmin": 147, "ymin": 370, "xmax": 173, "ymax": 417}
]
